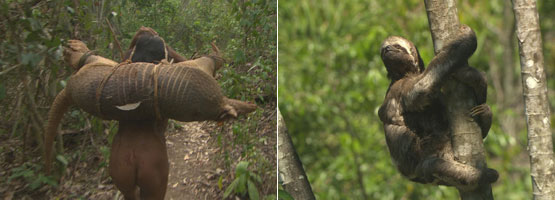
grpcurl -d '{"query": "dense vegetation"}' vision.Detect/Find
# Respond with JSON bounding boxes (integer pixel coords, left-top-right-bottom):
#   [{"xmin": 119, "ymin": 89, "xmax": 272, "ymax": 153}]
[
  {"xmin": 279, "ymin": 0, "xmax": 554, "ymax": 199},
  {"xmin": 0, "ymin": 0, "xmax": 276, "ymax": 198}
]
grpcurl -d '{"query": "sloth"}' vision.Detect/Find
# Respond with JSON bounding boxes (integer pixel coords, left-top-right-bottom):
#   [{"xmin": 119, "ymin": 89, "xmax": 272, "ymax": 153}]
[{"xmin": 378, "ymin": 25, "xmax": 498, "ymax": 187}]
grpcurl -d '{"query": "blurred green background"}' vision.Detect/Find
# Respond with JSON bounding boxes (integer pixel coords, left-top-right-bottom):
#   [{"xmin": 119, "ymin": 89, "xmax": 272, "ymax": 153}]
[{"xmin": 278, "ymin": 0, "xmax": 554, "ymax": 199}]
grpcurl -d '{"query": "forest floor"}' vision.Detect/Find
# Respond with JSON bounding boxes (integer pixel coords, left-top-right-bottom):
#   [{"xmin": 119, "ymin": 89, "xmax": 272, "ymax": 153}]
[{"xmin": 0, "ymin": 103, "xmax": 276, "ymax": 200}]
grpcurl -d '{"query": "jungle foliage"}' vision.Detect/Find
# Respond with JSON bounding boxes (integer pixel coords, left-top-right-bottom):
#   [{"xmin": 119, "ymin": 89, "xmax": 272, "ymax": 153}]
[{"xmin": 0, "ymin": 0, "xmax": 276, "ymax": 198}]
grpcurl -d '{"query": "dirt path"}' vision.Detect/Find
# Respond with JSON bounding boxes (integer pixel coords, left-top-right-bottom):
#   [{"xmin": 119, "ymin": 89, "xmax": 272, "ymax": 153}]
[
  {"xmin": 164, "ymin": 103, "xmax": 277, "ymax": 199},
  {"xmin": 164, "ymin": 121, "xmax": 224, "ymax": 199}
]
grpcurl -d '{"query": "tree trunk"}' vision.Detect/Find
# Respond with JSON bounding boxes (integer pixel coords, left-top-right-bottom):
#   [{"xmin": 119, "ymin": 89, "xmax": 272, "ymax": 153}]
[
  {"xmin": 424, "ymin": 0, "xmax": 494, "ymax": 199},
  {"xmin": 277, "ymin": 108, "xmax": 316, "ymax": 200},
  {"xmin": 511, "ymin": 0, "xmax": 555, "ymax": 199}
]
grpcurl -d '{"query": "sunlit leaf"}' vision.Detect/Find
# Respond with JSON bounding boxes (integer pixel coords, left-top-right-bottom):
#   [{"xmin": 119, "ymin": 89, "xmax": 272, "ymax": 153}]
[
  {"xmin": 66, "ymin": 6, "xmax": 74, "ymax": 14},
  {"xmin": 56, "ymin": 155, "xmax": 68, "ymax": 166}
]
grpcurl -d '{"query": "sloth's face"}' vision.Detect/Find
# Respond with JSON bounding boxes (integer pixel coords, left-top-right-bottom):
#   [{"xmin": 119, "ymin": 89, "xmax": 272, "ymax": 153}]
[{"xmin": 381, "ymin": 36, "xmax": 422, "ymax": 79}]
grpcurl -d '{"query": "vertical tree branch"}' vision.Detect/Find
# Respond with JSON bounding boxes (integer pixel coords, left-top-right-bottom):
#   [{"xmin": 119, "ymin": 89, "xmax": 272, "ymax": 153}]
[
  {"xmin": 511, "ymin": 0, "xmax": 555, "ymax": 199},
  {"xmin": 105, "ymin": 18, "xmax": 124, "ymax": 60},
  {"xmin": 23, "ymin": 76, "xmax": 44, "ymax": 151},
  {"xmin": 278, "ymin": 108, "xmax": 316, "ymax": 200},
  {"xmin": 424, "ymin": 0, "xmax": 494, "ymax": 199}
]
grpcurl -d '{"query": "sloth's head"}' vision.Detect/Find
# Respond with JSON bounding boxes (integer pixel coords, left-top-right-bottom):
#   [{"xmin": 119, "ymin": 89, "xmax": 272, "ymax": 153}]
[{"xmin": 380, "ymin": 36, "xmax": 424, "ymax": 80}]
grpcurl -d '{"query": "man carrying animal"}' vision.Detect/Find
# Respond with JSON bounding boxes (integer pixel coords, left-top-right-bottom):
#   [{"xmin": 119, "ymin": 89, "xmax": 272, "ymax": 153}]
[{"xmin": 46, "ymin": 27, "xmax": 256, "ymax": 200}]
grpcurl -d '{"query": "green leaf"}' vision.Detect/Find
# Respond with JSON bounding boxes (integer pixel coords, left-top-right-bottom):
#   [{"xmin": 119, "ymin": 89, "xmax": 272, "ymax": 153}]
[
  {"xmin": 21, "ymin": 53, "xmax": 42, "ymax": 68},
  {"xmin": 250, "ymin": 172, "xmax": 262, "ymax": 183},
  {"xmin": 278, "ymin": 189, "xmax": 294, "ymax": 200},
  {"xmin": 235, "ymin": 161, "xmax": 249, "ymax": 176},
  {"xmin": 224, "ymin": 178, "xmax": 240, "ymax": 198},
  {"xmin": 56, "ymin": 155, "xmax": 68, "ymax": 166},
  {"xmin": 264, "ymin": 194, "xmax": 277, "ymax": 200},
  {"xmin": 29, "ymin": 178, "xmax": 43, "ymax": 190},
  {"xmin": 238, "ymin": 174, "xmax": 247, "ymax": 194},
  {"xmin": 8, "ymin": 167, "xmax": 33, "ymax": 181},
  {"xmin": 66, "ymin": 6, "xmax": 74, "ymax": 14},
  {"xmin": 44, "ymin": 38, "xmax": 62, "ymax": 49},
  {"xmin": 39, "ymin": 174, "xmax": 58, "ymax": 187},
  {"xmin": 218, "ymin": 175, "xmax": 223, "ymax": 190},
  {"xmin": 248, "ymin": 180, "xmax": 260, "ymax": 200}
]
